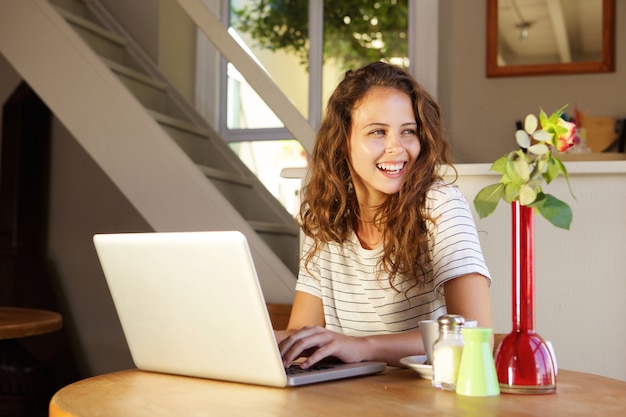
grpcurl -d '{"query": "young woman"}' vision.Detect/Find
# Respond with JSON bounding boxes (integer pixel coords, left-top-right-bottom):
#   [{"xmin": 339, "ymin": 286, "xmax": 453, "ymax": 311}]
[{"xmin": 277, "ymin": 62, "xmax": 492, "ymax": 369}]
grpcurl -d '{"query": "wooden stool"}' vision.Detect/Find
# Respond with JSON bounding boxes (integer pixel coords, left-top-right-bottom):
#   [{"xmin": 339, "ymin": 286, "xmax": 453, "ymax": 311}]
[{"xmin": 0, "ymin": 307, "xmax": 62, "ymax": 417}]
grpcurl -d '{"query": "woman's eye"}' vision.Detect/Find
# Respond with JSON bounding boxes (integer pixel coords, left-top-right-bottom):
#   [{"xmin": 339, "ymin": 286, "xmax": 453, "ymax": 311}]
[
  {"xmin": 403, "ymin": 129, "xmax": 417, "ymax": 135},
  {"xmin": 370, "ymin": 129, "xmax": 386, "ymax": 136}
]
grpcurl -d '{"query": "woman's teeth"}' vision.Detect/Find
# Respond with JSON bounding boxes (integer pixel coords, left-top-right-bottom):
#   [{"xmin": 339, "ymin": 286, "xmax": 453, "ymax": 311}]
[{"xmin": 377, "ymin": 162, "xmax": 404, "ymax": 174}]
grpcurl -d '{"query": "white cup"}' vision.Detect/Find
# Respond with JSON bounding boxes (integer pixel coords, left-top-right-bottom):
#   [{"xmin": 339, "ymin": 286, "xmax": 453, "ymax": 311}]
[
  {"xmin": 419, "ymin": 320, "xmax": 439, "ymax": 365},
  {"xmin": 420, "ymin": 319, "xmax": 477, "ymax": 365}
]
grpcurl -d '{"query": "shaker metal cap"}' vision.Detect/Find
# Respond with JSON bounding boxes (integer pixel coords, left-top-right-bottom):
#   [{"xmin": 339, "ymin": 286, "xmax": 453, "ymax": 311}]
[{"xmin": 437, "ymin": 314, "xmax": 465, "ymax": 331}]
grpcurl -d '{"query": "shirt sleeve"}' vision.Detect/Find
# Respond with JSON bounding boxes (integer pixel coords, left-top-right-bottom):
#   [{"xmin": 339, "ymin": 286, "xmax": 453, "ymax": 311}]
[{"xmin": 426, "ymin": 184, "xmax": 492, "ymax": 295}]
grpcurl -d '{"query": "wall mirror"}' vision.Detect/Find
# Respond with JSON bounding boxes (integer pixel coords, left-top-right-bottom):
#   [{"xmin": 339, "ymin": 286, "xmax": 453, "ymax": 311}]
[{"xmin": 487, "ymin": 0, "xmax": 615, "ymax": 77}]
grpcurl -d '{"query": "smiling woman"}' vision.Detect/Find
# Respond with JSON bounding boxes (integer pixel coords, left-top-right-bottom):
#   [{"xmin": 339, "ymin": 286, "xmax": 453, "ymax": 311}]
[
  {"xmin": 275, "ymin": 62, "xmax": 493, "ymax": 371},
  {"xmin": 486, "ymin": 0, "xmax": 615, "ymax": 77}
]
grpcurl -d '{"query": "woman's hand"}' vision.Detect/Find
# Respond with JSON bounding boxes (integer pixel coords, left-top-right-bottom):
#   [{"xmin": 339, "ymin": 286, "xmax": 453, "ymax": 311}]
[
  {"xmin": 278, "ymin": 326, "xmax": 368, "ymax": 369},
  {"xmin": 277, "ymin": 291, "xmax": 428, "ymax": 368}
]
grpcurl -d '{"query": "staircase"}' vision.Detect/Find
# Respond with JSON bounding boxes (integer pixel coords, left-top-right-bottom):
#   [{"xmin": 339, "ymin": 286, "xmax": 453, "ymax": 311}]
[{"xmin": 0, "ymin": 0, "xmax": 301, "ymax": 303}]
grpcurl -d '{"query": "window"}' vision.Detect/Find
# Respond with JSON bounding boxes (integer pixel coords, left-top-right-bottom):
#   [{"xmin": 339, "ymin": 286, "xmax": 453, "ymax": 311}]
[{"xmin": 215, "ymin": 1, "xmax": 410, "ymax": 214}]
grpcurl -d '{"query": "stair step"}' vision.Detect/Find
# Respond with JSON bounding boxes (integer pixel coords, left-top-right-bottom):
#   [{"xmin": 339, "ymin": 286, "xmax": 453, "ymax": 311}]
[
  {"xmin": 197, "ymin": 166, "xmax": 254, "ymax": 218},
  {"xmin": 53, "ymin": 0, "xmax": 185, "ymax": 123},
  {"xmin": 103, "ymin": 58, "xmax": 171, "ymax": 116},
  {"xmin": 150, "ymin": 110, "xmax": 211, "ymax": 162},
  {"xmin": 150, "ymin": 111, "xmax": 263, "ymax": 218},
  {"xmin": 54, "ymin": 6, "xmax": 142, "ymax": 72},
  {"xmin": 197, "ymin": 165, "xmax": 253, "ymax": 187},
  {"xmin": 149, "ymin": 110, "xmax": 210, "ymax": 139},
  {"xmin": 250, "ymin": 221, "xmax": 300, "ymax": 273},
  {"xmin": 149, "ymin": 111, "xmax": 245, "ymax": 172},
  {"xmin": 248, "ymin": 221, "xmax": 299, "ymax": 236},
  {"xmin": 49, "ymin": 0, "xmax": 88, "ymax": 18}
]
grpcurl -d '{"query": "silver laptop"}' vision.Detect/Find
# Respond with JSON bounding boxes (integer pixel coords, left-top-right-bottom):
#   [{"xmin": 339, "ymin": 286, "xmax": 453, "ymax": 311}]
[{"xmin": 93, "ymin": 230, "xmax": 386, "ymax": 387}]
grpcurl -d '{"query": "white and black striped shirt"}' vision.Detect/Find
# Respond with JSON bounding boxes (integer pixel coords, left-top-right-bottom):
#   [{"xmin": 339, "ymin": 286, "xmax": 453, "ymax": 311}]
[{"xmin": 295, "ymin": 183, "xmax": 491, "ymax": 336}]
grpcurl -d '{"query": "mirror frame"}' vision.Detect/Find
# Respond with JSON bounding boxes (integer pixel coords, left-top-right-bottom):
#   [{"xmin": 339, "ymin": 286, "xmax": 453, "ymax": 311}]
[{"xmin": 486, "ymin": 0, "xmax": 615, "ymax": 77}]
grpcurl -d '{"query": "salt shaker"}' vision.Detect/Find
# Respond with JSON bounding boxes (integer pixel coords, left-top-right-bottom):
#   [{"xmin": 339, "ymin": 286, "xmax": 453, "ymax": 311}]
[{"xmin": 432, "ymin": 314, "xmax": 465, "ymax": 391}]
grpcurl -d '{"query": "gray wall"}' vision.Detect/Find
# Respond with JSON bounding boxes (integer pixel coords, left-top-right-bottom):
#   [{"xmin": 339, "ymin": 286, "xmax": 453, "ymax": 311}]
[
  {"xmin": 0, "ymin": 54, "xmax": 150, "ymax": 375},
  {"xmin": 46, "ymin": 117, "xmax": 151, "ymax": 375},
  {"xmin": 438, "ymin": 0, "xmax": 625, "ymax": 163}
]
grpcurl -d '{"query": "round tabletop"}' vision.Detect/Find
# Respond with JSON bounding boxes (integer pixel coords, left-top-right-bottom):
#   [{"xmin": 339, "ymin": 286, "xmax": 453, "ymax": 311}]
[
  {"xmin": 0, "ymin": 306, "xmax": 63, "ymax": 339},
  {"xmin": 49, "ymin": 367, "xmax": 626, "ymax": 417}
]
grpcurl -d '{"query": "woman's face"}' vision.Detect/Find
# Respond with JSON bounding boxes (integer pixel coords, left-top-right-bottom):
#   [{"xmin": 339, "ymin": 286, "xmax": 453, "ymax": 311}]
[{"xmin": 348, "ymin": 86, "xmax": 421, "ymax": 205}]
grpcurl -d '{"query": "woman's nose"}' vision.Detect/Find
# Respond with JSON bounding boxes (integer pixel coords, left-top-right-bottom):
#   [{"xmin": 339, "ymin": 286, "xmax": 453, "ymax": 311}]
[{"xmin": 385, "ymin": 132, "xmax": 404, "ymax": 154}]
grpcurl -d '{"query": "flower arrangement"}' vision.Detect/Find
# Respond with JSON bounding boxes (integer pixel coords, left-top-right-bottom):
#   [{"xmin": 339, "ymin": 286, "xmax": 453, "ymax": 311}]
[{"xmin": 474, "ymin": 105, "xmax": 576, "ymax": 230}]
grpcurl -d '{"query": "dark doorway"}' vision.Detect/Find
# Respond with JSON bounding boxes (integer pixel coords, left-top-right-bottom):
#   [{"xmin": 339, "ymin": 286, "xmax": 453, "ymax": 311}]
[{"xmin": 0, "ymin": 82, "xmax": 80, "ymax": 417}]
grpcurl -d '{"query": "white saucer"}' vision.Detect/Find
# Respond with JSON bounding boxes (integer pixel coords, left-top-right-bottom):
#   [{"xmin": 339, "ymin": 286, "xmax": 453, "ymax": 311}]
[{"xmin": 399, "ymin": 355, "xmax": 433, "ymax": 380}]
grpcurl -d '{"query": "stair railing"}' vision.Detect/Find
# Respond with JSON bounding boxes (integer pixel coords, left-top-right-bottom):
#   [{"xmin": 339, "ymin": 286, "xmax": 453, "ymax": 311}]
[{"xmin": 175, "ymin": 0, "xmax": 316, "ymax": 155}]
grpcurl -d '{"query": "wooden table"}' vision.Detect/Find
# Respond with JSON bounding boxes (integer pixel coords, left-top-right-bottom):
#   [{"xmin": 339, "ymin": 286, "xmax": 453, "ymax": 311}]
[
  {"xmin": 0, "ymin": 306, "xmax": 62, "ymax": 339},
  {"xmin": 49, "ymin": 367, "xmax": 626, "ymax": 417}
]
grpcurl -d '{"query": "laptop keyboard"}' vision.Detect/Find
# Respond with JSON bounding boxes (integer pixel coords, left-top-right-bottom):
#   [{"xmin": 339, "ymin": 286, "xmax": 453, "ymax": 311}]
[{"xmin": 286, "ymin": 363, "xmax": 335, "ymax": 375}]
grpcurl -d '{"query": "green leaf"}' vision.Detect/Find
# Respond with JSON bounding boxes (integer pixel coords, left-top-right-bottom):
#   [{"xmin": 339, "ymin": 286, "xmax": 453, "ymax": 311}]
[
  {"xmin": 543, "ymin": 156, "xmax": 559, "ymax": 184},
  {"xmin": 533, "ymin": 193, "xmax": 573, "ymax": 230},
  {"xmin": 503, "ymin": 182, "xmax": 520, "ymax": 202},
  {"xmin": 524, "ymin": 114, "xmax": 538, "ymax": 134},
  {"xmin": 528, "ymin": 143, "xmax": 549, "ymax": 155},
  {"xmin": 516, "ymin": 130, "xmax": 531, "ymax": 149},
  {"xmin": 474, "ymin": 183, "xmax": 504, "ymax": 218},
  {"xmin": 519, "ymin": 184, "xmax": 537, "ymax": 206},
  {"xmin": 550, "ymin": 156, "xmax": 565, "ymax": 180},
  {"xmin": 554, "ymin": 104, "xmax": 568, "ymax": 117},
  {"xmin": 539, "ymin": 108, "xmax": 549, "ymax": 127},
  {"xmin": 490, "ymin": 156, "xmax": 508, "ymax": 175},
  {"xmin": 512, "ymin": 157, "xmax": 530, "ymax": 182},
  {"xmin": 553, "ymin": 157, "xmax": 577, "ymax": 201},
  {"xmin": 553, "ymin": 124, "xmax": 567, "ymax": 137},
  {"xmin": 532, "ymin": 129, "xmax": 552, "ymax": 143},
  {"xmin": 535, "ymin": 157, "xmax": 548, "ymax": 176},
  {"xmin": 513, "ymin": 159, "xmax": 530, "ymax": 182}
]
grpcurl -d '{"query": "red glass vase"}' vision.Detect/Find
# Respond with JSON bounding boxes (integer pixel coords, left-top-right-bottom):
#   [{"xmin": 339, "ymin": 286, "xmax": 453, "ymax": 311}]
[{"xmin": 494, "ymin": 201, "xmax": 556, "ymax": 394}]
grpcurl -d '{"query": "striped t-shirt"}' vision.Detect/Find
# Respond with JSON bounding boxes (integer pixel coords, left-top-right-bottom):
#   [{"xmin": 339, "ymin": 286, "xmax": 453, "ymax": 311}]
[{"xmin": 295, "ymin": 183, "xmax": 491, "ymax": 336}]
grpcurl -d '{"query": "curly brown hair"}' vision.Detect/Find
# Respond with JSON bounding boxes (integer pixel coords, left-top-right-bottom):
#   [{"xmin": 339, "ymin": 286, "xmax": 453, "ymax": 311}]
[{"xmin": 299, "ymin": 61, "xmax": 455, "ymax": 292}]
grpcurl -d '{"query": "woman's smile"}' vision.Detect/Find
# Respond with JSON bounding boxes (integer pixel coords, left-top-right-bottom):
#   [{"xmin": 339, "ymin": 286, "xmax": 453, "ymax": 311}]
[{"xmin": 376, "ymin": 161, "xmax": 406, "ymax": 176}]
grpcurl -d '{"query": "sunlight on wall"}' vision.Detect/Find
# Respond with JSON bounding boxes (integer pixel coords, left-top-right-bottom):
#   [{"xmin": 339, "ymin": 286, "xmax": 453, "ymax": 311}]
[{"xmin": 230, "ymin": 140, "xmax": 308, "ymax": 216}]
